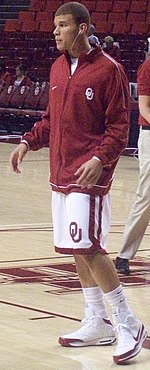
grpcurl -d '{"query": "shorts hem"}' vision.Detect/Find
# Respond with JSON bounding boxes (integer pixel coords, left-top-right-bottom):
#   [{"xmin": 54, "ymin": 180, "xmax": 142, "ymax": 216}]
[{"xmin": 55, "ymin": 245, "xmax": 108, "ymax": 255}]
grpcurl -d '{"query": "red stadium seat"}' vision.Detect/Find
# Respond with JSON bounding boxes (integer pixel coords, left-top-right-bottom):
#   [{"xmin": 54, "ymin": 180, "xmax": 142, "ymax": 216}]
[
  {"xmin": 9, "ymin": 86, "xmax": 30, "ymax": 109},
  {"xmin": 23, "ymin": 85, "xmax": 44, "ymax": 110},
  {"xmin": 96, "ymin": 1, "xmax": 113, "ymax": 12},
  {"xmin": 127, "ymin": 12, "xmax": 146, "ymax": 23},
  {"xmin": 146, "ymin": 13, "xmax": 150, "ymax": 22},
  {"xmin": 91, "ymin": 12, "xmax": 107, "ymax": 24},
  {"xmin": 4, "ymin": 20, "xmax": 22, "ymax": 32},
  {"xmin": 29, "ymin": 0, "xmax": 46, "ymax": 11},
  {"xmin": 147, "ymin": 2, "xmax": 150, "ymax": 12},
  {"xmin": 37, "ymin": 82, "xmax": 50, "ymax": 110},
  {"xmin": 96, "ymin": 22, "xmax": 113, "ymax": 34},
  {"xmin": 80, "ymin": 1, "xmax": 96, "ymax": 11},
  {"xmin": 112, "ymin": 22, "xmax": 131, "ymax": 34},
  {"xmin": 21, "ymin": 21, "xmax": 40, "ymax": 32},
  {"xmin": 45, "ymin": 1, "xmax": 62, "ymax": 12},
  {"xmin": 0, "ymin": 85, "xmax": 15, "ymax": 108},
  {"xmin": 130, "ymin": 23, "xmax": 149, "ymax": 34},
  {"xmin": 0, "ymin": 83, "xmax": 4, "ymax": 94},
  {"xmin": 36, "ymin": 11, "xmax": 53, "ymax": 22},
  {"xmin": 129, "ymin": 1, "xmax": 147, "ymax": 12},
  {"xmin": 112, "ymin": 1, "xmax": 130, "ymax": 12},
  {"xmin": 39, "ymin": 21, "xmax": 54, "ymax": 32},
  {"xmin": 18, "ymin": 11, "xmax": 35, "ymax": 22},
  {"xmin": 108, "ymin": 12, "xmax": 127, "ymax": 22}
]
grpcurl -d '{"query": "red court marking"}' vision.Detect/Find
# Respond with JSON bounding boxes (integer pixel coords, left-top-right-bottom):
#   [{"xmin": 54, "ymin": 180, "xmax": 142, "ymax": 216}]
[
  {"xmin": 0, "ymin": 300, "xmax": 149, "ymax": 350},
  {"xmin": 0, "ymin": 259, "xmax": 150, "ymax": 292},
  {"xmin": 0, "ymin": 300, "xmax": 81, "ymax": 322}
]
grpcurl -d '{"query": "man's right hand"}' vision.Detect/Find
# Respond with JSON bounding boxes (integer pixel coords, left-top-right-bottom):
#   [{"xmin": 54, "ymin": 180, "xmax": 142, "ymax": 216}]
[{"xmin": 9, "ymin": 143, "xmax": 28, "ymax": 173}]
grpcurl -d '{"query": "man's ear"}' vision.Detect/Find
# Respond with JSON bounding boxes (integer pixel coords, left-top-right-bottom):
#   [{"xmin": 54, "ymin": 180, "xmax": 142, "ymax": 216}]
[{"xmin": 79, "ymin": 23, "xmax": 88, "ymax": 34}]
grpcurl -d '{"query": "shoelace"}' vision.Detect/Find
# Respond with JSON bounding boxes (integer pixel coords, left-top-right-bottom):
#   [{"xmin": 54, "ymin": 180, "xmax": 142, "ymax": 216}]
[{"xmin": 81, "ymin": 315, "xmax": 99, "ymax": 328}]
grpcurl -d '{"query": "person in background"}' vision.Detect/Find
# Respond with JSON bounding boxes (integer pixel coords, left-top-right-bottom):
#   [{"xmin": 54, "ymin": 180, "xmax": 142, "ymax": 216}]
[
  {"xmin": 116, "ymin": 58, "xmax": 150, "ymax": 275},
  {"xmin": 0, "ymin": 61, "xmax": 11, "ymax": 86},
  {"xmin": 88, "ymin": 24, "xmax": 101, "ymax": 47},
  {"xmin": 102, "ymin": 36, "xmax": 121, "ymax": 62},
  {"xmin": 11, "ymin": 64, "xmax": 33, "ymax": 87},
  {"xmin": 9, "ymin": 2, "xmax": 147, "ymax": 365}
]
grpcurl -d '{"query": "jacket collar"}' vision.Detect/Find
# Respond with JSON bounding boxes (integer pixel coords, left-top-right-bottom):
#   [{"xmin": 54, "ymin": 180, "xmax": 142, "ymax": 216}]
[{"xmin": 64, "ymin": 46, "xmax": 102, "ymax": 65}]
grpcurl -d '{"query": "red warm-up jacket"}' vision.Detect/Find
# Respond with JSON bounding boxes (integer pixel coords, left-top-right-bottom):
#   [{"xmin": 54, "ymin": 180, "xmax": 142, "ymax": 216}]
[{"xmin": 22, "ymin": 47, "xmax": 130, "ymax": 196}]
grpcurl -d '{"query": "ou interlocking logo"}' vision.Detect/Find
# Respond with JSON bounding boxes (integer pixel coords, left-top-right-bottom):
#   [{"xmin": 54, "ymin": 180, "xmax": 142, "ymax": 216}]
[
  {"xmin": 85, "ymin": 87, "xmax": 94, "ymax": 100},
  {"xmin": 69, "ymin": 222, "xmax": 82, "ymax": 243}
]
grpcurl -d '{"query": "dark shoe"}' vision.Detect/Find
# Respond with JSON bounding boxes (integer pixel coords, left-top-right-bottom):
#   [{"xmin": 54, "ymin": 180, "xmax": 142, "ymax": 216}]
[{"xmin": 115, "ymin": 257, "xmax": 130, "ymax": 275}]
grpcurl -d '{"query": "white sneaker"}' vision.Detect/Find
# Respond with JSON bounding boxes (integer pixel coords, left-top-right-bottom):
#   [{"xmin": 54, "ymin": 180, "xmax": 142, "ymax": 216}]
[
  {"xmin": 113, "ymin": 309, "xmax": 148, "ymax": 364},
  {"xmin": 59, "ymin": 307, "xmax": 116, "ymax": 347}
]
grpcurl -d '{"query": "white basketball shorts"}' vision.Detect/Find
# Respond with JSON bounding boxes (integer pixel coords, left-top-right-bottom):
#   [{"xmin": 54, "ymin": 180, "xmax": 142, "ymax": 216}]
[{"xmin": 52, "ymin": 191, "xmax": 110, "ymax": 255}]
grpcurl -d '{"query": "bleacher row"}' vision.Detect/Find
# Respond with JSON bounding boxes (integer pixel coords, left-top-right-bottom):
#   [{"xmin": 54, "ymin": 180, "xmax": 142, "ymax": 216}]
[
  {"xmin": 0, "ymin": 82, "xmax": 49, "ymax": 135},
  {"xmin": 0, "ymin": 31, "xmax": 148, "ymax": 84},
  {"xmin": 0, "ymin": 81, "xmax": 49, "ymax": 111},
  {"xmin": 3, "ymin": 0, "xmax": 150, "ymax": 35},
  {"xmin": 0, "ymin": 1, "xmax": 149, "ymax": 83}
]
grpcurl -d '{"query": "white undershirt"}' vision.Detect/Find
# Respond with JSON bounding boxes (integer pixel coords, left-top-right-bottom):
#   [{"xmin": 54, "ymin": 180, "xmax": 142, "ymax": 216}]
[
  {"xmin": 14, "ymin": 77, "xmax": 24, "ymax": 87},
  {"xmin": 71, "ymin": 57, "xmax": 78, "ymax": 75}
]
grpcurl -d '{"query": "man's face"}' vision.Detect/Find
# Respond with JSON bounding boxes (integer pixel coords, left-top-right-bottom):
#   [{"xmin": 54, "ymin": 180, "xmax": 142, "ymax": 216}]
[
  {"xmin": 106, "ymin": 41, "xmax": 113, "ymax": 50},
  {"xmin": 53, "ymin": 14, "xmax": 79, "ymax": 53}
]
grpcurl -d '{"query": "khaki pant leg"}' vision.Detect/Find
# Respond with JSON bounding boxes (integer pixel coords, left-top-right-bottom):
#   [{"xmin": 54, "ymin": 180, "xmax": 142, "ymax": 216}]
[{"xmin": 119, "ymin": 129, "xmax": 150, "ymax": 259}]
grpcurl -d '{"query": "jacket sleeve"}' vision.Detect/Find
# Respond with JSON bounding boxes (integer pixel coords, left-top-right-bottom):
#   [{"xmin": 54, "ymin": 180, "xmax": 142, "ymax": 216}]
[
  {"xmin": 21, "ymin": 104, "xmax": 50, "ymax": 151},
  {"xmin": 94, "ymin": 64, "xmax": 130, "ymax": 167}
]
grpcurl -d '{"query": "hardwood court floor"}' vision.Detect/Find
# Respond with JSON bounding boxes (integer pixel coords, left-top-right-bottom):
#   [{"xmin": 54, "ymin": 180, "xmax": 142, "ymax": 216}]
[{"xmin": 0, "ymin": 143, "xmax": 150, "ymax": 370}]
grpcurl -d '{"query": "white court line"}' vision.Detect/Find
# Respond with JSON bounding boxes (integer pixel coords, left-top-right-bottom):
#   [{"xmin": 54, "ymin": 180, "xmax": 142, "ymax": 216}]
[{"xmin": 0, "ymin": 223, "xmax": 53, "ymax": 231}]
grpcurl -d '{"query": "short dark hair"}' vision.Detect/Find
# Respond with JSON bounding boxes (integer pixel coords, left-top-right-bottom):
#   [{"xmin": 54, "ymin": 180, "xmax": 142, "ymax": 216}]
[
  {"xmin": 16, "ymin": 64, "xmax": 27, "ymax": 73},
  {"xmin": 55, "ymin": 1, "xmax": 90, "ymax": 28}
]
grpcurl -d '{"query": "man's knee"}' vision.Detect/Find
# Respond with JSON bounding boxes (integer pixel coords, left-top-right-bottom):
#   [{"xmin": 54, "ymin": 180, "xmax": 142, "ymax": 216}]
[{"xmin": 75, "ymin": 251, "xmax": 102, "ymax": 266}]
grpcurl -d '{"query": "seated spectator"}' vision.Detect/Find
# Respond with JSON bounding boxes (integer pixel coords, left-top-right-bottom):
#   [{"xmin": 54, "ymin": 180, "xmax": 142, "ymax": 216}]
[
  {"xmin": 88, "ymin": 24, "xmax": 101, "ymax": 47},
  {"xmin": 11, "ymin": 64, "xmax": 33, "ymax": 87},
  {"xmin": 102, "ymin": 36, "xmax": 121, "ymax": 62},
  {"xmin": 0, "ymin": 61, "xmax": 12, "ymax": 86}
]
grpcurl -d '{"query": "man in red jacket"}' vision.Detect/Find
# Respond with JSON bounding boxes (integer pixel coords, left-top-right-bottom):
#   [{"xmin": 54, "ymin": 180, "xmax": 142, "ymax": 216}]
[{"xmin": 9, "ymin": 2, "xmax": 147, "ymax": 365}]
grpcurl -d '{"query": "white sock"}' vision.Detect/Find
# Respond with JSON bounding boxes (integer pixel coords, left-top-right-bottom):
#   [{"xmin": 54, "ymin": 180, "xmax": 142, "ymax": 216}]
[
  {"xmin": 104, "ymin": 285, "xmax": 133, "ymax": 316},
  {"xmin": 82, "ymin": 286, "xmax": 108, "ymax": 319}
]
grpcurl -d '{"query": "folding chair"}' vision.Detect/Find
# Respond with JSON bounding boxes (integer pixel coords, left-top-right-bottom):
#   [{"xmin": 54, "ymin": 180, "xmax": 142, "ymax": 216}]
[
  {"xmin": 0, "ymin": 85, "xmax": 15, "ymax": 108},
  {"xmin": 23, "ymin": 85, "xmax": 43, "ymax": 110},
  {"xmin": 9, "ymin": 85, "xmax": 30, "ymax": 109}
]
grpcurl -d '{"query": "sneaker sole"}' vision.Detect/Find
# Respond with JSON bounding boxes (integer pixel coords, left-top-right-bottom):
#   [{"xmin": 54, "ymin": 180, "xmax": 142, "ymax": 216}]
[
  {"xmin": 59, "ymin": 336, "xmax": 116, "ymax": 347},
  {"xmin": 116, "ymin": 268, "xmax": 130, "ymax": 276},
  {"xmin": 113, "ymin": 324, "xmax": 148, "ymax": 364}
]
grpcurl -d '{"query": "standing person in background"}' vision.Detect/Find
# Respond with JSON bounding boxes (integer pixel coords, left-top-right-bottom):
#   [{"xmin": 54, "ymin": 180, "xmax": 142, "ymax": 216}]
[
  {"xmin": 11, "ymin": 64, "xmax": 33, "ymax": 87},
  {"xmin": 9, "ymin": 2, "xmax": 147, "ymax": 365},
  {"xmin": 116, "ymin": 58, "xmax": 150, "ymax": 275},
  {"xmin": 102, "ymin": 36, "xmax": 121, "ymax": 62},
  {"xmin": 88, "ymin": 24, "xmax": 101, "ymax": 47}
]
